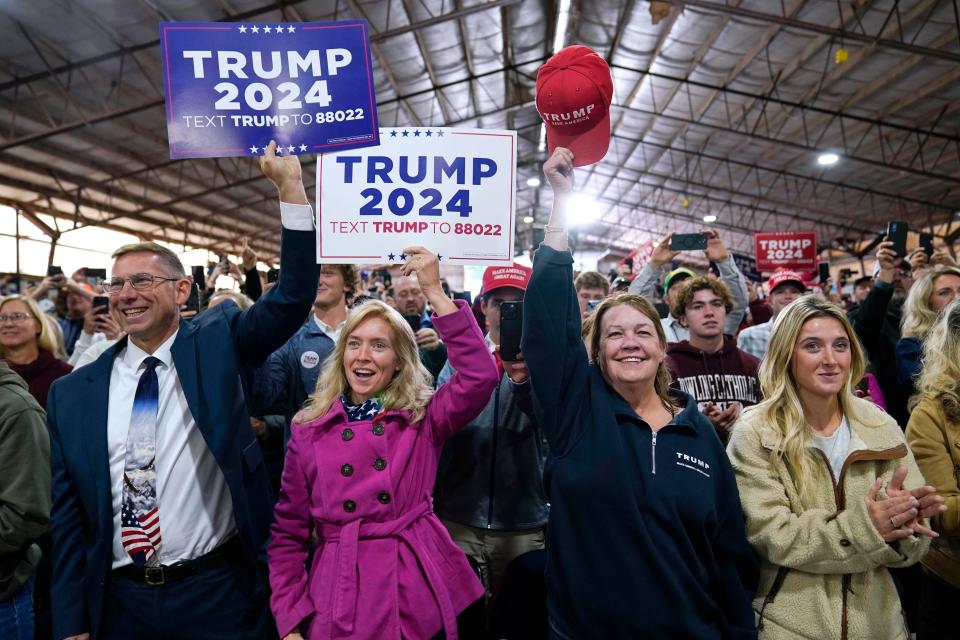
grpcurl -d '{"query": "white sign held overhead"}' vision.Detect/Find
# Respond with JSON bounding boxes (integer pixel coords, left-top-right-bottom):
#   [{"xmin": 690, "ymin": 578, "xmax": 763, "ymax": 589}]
[{"xmin": 317, "ymin": 127, "xmax": 517, "ymax": 265}]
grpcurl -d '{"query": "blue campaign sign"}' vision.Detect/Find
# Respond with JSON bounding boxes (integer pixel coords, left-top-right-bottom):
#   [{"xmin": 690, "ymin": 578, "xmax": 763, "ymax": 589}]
[
  {"xmin": 732, "ymin": 252, "xmax": 762, "ymax": 282},
  {"xmin": 159, "ymin": 20, "xmax": 379, "ymax": 159}
]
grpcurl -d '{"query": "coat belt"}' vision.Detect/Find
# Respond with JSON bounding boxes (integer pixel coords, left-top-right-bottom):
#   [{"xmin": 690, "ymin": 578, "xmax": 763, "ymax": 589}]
[{"xmin": 318, "ymin": 500, "xmax": 459, "ymax": 639}]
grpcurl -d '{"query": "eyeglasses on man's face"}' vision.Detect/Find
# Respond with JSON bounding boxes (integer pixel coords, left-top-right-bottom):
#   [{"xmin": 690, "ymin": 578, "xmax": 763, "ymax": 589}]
[
  {"xmin": 102, "ymin": 273, "xmax": 179, "ymax": 294},
  {"xmin": 0, "ymin": 312, "xmax": 33, "ymax": 323}
]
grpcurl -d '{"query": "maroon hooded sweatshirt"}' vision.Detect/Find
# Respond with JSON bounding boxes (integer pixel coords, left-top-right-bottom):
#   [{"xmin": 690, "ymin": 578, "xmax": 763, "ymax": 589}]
[{"xmin": 665, "ymin": 336, "xmax": 761, "ymax": 421}]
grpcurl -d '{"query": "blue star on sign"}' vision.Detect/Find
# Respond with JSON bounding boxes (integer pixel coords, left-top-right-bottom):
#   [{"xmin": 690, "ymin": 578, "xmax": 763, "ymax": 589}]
[
  {"xmin": 437, "ymin": 130, "xmax": 445, "ymax": 137},
  {"xmin": 425, "ymin": 130, "xmax": 433, "ymax": 137},
  {"xmin": 401, "ymin": 130, "xmax": 410, "ymax": 137},
  {"xmin": 387, "ymin": 253, "xmax": 396, "ymax": 261},
  {"xmin": 390, "ymin": 130, "xmax": 398, "ymax": 137},
  {"xmin": 400, "ymin": 253, "xmax": 408, "ymax": 261},
  {"xmin": 413, "ymin": 130, "xmax": 421, "ymax": 137},
  {"xmin": 437, "ymin": 254, "xmax": 443, "ymax": 261}
]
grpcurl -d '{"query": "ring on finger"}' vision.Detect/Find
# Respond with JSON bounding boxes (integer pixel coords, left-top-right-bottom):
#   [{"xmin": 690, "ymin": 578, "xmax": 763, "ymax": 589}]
[{"xmin": 889, "ymin": 516, "xmax": 898, "ymax": 528}]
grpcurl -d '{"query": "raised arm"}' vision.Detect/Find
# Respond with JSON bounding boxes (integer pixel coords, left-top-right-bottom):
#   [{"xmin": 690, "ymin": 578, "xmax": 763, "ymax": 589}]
[
  {"xmin": 521, "ymin": 148, "xmax": 591, "ymax": 456},
  {"xmin": 231, "ymin": 141, "xmax": 317, "ymax": 367}
]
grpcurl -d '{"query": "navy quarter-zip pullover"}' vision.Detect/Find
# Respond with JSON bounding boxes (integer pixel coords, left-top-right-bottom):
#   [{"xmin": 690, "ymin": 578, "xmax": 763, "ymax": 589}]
[{"xmin": 522, "ymin": 244, "xmax": 759, "ymax": 639}]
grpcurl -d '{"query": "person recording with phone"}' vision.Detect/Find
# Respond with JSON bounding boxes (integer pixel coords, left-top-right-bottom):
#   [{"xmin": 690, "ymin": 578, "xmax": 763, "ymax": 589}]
[
  {"xmin": 66, "ymin": 295, "xmax": 125, "ymax": 368},
  {"xmin": 629, "ymin": 230, "xmax": 749, "ymax": 343},
  {"xmin": 433, "ymin": 264, "xmax": 548, "ymax": 602}
]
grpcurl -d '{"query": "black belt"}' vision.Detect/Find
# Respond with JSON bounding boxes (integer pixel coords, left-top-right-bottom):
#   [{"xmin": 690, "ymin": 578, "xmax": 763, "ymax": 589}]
[{"xmin": 112, "ymin": 535, "xmax": 244, "ymax": 586}]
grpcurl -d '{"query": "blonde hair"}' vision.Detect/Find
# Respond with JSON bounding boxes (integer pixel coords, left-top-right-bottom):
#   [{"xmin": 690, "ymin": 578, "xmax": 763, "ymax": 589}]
[
  {"xmin": 586, "ymin": 293, "xmax": 677, "ymax": 413},
  {"xmin": 0, "ymin": 295, "xmax": 60, "ymax": 356},
  {"xmin": 44, "ymin": 315, "xmax": 67, "ymax": 359},
  {"xmin": 912, "ymin": 300, "xmax": 960, "ymax": 419},
  {"xmin": 297, "ymin": 300, "xmax": 434, "ymax": 424},
  {"xmin": 901, "ymin": 264, "xmax": 960, "ymax": 340},
  {"xmin": 750, "ymin": 296, "xmax": 866, "ymax": 503}
]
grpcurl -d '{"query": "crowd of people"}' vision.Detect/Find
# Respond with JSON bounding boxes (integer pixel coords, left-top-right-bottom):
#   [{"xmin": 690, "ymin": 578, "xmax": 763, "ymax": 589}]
[{"xmin": 0, "ymin": 140, "xmax": 957, "ymax": 640}]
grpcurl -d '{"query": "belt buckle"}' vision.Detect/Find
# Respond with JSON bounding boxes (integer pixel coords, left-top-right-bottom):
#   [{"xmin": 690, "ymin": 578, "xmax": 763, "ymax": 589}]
[{"xmin": 144, "ymin": 565, "xmax": 165, "ymax": 586}]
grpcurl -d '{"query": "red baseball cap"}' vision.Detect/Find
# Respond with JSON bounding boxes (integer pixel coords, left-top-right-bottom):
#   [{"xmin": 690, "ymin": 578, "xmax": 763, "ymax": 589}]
[
  {"xmin": 482, "ymin": 263, "xmax": 532, "ymax": 294},
  {"xmin": 536, "ymin": 45, "xmax": 613, "ymax": 167},
  {"xmin": 768, "ymin": 270, "xmax": 806, "ymax": 293}
]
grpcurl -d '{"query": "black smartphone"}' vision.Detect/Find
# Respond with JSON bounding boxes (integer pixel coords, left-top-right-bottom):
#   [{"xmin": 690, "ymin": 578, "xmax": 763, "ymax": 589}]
[
  {"xmin": 218, "ymin": 254, "xmax": 230, "ymax": 269},
  {"xmin": 818, "ymin": 262, "xmax": 830, "ymax": 283},
  {"xmin": 499, "ymin": 301, "xmax": 523, "ymax": 361},
  {"xmin": 191, "ymin": 265, "xmax": 206, "ymax": 291},
  {"xmin": 47, "ymin": 265, "xmax": 63, "ymax": 277},
  {"xmin": 586, "ymin": 299, "xmax": 602, "ymax": 313},
  {"xmin": 267, "ymin": 268, "xmax": 280, "ymax": 284},
  {"xmin": 183, "ymin": 284, "xmax": 200, "ymax": 314},
  {"xmin": 919, "ymin": 232, "xmax": 934, "ymax": 257},
  {"xmin": 886, "ymin": 221, "xmax": 908, "ymax": 257},
  {"xmin": 403, "ymin": 313, "xmax": 422, "ymax": 335},
  {"xmin": 92, "ymin": 295, "xmax": 110, "ymax": 315},
  {"xmin": 670, "ymin": 233, "xmax": 708, "ymax": 251}
]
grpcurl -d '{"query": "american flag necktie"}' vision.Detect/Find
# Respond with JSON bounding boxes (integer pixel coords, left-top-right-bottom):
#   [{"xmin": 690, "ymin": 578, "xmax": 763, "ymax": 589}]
[{"xmin": 121, "ymin": 356, "xmax": 162, "ymax": 565}]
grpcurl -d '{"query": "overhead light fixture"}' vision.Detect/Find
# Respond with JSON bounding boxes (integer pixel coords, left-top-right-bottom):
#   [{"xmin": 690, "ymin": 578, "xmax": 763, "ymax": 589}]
[
  {"xmin": 817, "ymin": 152, "xmax": 840, "ymax": 166},
  {"xmin": 526, "ymin": 176, "xmax": 542, "ymax": 188},
  {"xmin": 523, "ymin": 215, "xmax": 535, "ymax": 224},
  {"xmin": 566, "ymin": 193, "xmax": 601, "ymax": 226},
  {"xmin": 552, "ymin": 0, "xmax": 572, "ymax": 54},
  {"xmin": 538, "ymin": 124, "xmax": 547, "ymax": 153},
  {"xmin": 703, "ymin": 214, "xmax": 717, "ymax": 223}
]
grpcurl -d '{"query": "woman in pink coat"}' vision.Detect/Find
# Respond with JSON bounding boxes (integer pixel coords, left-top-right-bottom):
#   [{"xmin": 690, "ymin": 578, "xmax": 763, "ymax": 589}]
[{"xmin": 268, "ymin": 247, "xmax": 499, "ymax": 640}]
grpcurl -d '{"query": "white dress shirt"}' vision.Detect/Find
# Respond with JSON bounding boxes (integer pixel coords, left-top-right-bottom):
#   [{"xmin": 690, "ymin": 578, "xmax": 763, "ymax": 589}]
[
  {"xmin": 107, "ymin": 200, "xmax": 314, "ymax": 568},
  {"xmin": 313, "ymin": 314, "xmax": 345, "ymax": 343},
  {"xmin": 108, "ymin": 330, "xmax": 237, "ymax": 568}
]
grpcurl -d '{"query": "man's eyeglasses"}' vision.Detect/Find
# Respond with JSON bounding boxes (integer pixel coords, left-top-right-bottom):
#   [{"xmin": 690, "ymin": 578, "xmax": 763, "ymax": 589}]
[
  {"xmin": 102, "ymin": 273, "xmax": 179, "ymax": 294},
  {"xmin": 0, "ymin": 312, "xmax": 32, "ymax": 323}
]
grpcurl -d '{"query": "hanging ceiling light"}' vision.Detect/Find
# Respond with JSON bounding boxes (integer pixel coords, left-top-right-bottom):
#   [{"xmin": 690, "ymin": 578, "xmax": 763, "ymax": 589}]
[
  {"xmin": 526, "ymin": 176, "xmax": 542, "ymax": 188},
  {"xmin": 523, "ymin": 215, "xmax": 535, "ymax": 224},
  {"xmin": 817, "ymin": 152, "xmax": 840, "ymax": 166},
  {"xmin": 703, "ymin": 214, "xmax": 717, "ymax": 223}
]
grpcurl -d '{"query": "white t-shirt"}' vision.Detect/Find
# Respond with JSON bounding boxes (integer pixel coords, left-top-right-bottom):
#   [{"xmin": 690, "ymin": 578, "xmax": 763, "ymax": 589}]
[{"xmin": 811, "ymin": 416, "xmax": 851, "ymax": 482}]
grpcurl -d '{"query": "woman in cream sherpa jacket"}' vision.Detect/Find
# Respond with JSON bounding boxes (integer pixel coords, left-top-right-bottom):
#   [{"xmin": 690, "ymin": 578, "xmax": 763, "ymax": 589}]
[{"xmin": 727, "ymin": 296, "xmax": 943, "ymax": 640}]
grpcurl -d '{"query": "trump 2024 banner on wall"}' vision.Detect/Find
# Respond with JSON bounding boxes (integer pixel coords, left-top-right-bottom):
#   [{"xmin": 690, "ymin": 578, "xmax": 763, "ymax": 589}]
[
  {"xmin": 159, "ymin": 20, "xmax": 379, "ymax": 159},
  {"xmin": 754, "ymin": 231, "xmax": 817, "ymax": 272},
  {"xmin": 317, "ymin": 127, "xmax": 517, "ymax": 266}
]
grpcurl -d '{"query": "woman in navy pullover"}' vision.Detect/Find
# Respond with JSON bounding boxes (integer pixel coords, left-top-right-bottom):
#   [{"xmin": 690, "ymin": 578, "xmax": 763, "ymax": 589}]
[{"xmin": 521, "ymin": 147, "xmax": 758, "ymax": 639}]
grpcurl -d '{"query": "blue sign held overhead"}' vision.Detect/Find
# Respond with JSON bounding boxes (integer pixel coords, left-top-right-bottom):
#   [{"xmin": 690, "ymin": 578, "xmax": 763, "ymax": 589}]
[{"xmin": 159, "ymin": 20, "xmax": 379, "ymax": 159}]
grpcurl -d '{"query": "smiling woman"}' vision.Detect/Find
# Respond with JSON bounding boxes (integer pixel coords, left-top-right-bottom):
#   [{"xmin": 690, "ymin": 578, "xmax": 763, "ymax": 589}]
[
  {"xmin": 518, "ymin": 147, "xmax": 758, "ymax": 639},
  {"xmin": 0, "ymin": 294, "xmax": 72, "ymax": 409},
  {"xmin": 267, "ymin": 247, "xmax": 499, "ymax": 640},
  {"xmin": 728, "ymin": 296, "xmax": 944, "ymax": 639}
]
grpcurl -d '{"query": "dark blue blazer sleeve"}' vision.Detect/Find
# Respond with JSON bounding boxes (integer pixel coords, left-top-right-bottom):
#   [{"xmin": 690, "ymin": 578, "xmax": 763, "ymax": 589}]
[
  {"xmin": 520, "ymin": 245, "xmax": 590, "ymax": 456},
  {"xmin": 229, "ymin": 226, "xmax": 316, "ymax": 368}
]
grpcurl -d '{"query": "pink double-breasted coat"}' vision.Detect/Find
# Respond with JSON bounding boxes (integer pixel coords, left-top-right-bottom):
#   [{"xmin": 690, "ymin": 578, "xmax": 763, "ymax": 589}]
[{"xmin": 268, "ymin": 302, "xmax": 498, "ymax": 639}]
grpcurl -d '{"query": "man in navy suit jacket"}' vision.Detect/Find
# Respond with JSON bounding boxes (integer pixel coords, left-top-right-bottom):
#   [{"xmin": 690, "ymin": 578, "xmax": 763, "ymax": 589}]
[{"xmin": 46, "ymin": 142, "xmax": 316, "ymax": 640}]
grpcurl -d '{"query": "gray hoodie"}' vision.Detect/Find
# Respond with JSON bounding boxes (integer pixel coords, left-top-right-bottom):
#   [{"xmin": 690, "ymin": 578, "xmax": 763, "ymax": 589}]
[{"xmin": 0, "ymin": 361, "xmax": 50, "ymax": 600}]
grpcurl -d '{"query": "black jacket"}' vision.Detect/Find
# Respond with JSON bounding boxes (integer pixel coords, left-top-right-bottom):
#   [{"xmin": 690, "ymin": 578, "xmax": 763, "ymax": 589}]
[{"xmin": 434, "ymin": 353, "xmax": 548, "ymax": 530}]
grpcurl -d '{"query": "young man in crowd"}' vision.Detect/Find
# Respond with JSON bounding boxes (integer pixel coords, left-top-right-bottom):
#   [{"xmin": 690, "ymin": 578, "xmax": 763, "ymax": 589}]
[
  {"xmin": 393, "ymin": 272, "xmax": 448, "ymax": 378},
  {"xmin": 46, "ymin": 142, "xmax": 317, "ymax": 640},
  {"xmin": 434, "ymin": 263, "xmax": 548, "ymax": 598},
  {"xmin": 630, "ymin": 231, "xmax": 748, "ymax": 343},
  {"xmin": 665, "ymin": 277, "xmax": 761, "ymax": 443},
  {"xmin": 251, "ymin": 264, "xmax": 360, "ymax": 445},
  {"xmin": 737, "ymin": 270, "xmax": 806, "ymax": 359},
  {"xmin": 574, "ymin": 270, "xmax": 609, "ymax": 319}
]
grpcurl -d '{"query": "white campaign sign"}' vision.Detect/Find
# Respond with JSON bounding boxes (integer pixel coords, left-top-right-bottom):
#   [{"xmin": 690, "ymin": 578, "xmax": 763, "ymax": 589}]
[{"xmin": 316, "ymin": 127, "xmax": 516, "ymax": 265}]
